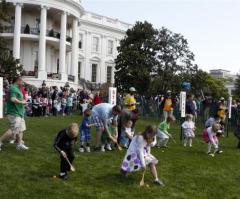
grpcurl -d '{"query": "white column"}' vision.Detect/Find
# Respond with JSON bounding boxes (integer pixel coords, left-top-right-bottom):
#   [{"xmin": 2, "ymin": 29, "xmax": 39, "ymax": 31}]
[
  {"xmin": 13, "ymin": 3, "xmax": 23, "ymax": 60},
  {"xmin": 38, "ymin": 5, "xmax": 48, "ymax": 79},
  {"xmin": 101, "ymin": 35, "xmax": 107, "ymax": 83},
  {"xmin": 59, "ymin": 11, "xmax": 67, "ymax": 81},
  {"xmin": 85, "ymin": 31, "xmax": 91, "ymax": 81},
  {"xmin": 71, "ymin": 18, "xmax": 79, "ymax": 83}
]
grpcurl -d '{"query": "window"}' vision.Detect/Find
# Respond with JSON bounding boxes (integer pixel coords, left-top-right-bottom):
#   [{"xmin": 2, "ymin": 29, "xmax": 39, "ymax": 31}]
[
  {"xmin": 92, "ymin": 37, "xmax": 99, "ymax": 52},
  {"xmin": 34, "ymin": 51, "xmax": 38, "ymax": 67},
  {"xmin": 79, "ymin": 34, "xmax": 83, "ymax": 49},
  {"xmin": 107, "ymin": 66, "xmax": 112, "ymax": 83},
  {"xmin": 108, "ymin": 40, "xmax": 114, "ymax": 55},
  {"xmin": 91, "ymin": 64, "xmax": 97, "ymax": 82},
  {"xmin": 78, "ymin": 62, "xmax": 81, "ymax": 80},
  {"xmin": 57, "ymin": 59, "xmax": 59, "ymax": 74}
]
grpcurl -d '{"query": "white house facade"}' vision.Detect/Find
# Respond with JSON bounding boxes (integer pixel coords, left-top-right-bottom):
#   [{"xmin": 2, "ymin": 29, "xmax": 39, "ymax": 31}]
[{"xmin": 0, "ymin": 0, "xmax": 131, "ymax": 89}]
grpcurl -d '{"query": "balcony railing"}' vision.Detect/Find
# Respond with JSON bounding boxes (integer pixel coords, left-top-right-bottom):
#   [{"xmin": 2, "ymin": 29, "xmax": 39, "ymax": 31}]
[
  {"xmin": 47, "ymin": 73, "xmax": 60, "ymax": 80},
  {"xmin": 0, "ymin": 25, "xmax": 72, "ymax": 43},
  {"xmin": 0, "ymin": 25, "xmax": 14, "ymax": 33},
  {"xmin": 68, "ymin": 75, "xmax": 75, "ymax": 82},
  {"xmin": 22, "ymin": 70, "xmax": 37, "ymax": 77},
  {"xmin": 21, "ymin": 26, "xmax": 40, "ymax": 35}
]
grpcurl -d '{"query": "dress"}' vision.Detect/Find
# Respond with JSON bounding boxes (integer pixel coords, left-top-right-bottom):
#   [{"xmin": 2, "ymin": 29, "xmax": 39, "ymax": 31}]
[
  {"xmin": 181, "ymin": 121, "xmax": 195, "ymax": 138},
  {"xmin": 121, "ymin": 135, "xmax": 158, "ymax": 173}
]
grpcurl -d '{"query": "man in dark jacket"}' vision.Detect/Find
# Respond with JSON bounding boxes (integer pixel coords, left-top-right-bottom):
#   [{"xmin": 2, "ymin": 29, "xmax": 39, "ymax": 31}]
[{"xmin": 186, "ymin": 94, "xmax": 196, "ymax": 116}]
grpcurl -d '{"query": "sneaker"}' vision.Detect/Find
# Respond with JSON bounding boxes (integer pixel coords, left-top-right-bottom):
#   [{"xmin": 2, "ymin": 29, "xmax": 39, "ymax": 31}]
[
  {"xmin": 216, "ymin": 150, "xmax": 223, "ymax": 154},
  {"xmin": 79, "ymin": 147, "xmax": 84, "ymax": 153},
  {"xmin": 16, "ymin": 143, "xmax": 29, "ymax": 151},
  {"xmin": 207, "ymin": 152, "xmax": 214, "ymax": 157},
  {"xmin": 9, "ymin": 140, "xmax": 15, "ymax": 144},
  {"xmin": 101, "ymin": 145, "xmax": 105, "ymax": 152},
  {"xmin": 86, "ymin": 146, "xmax": 91, "ymax": 153},
  {"xmin": 106, "ymin": 144, "xmax": 112, "ymax": 151},
  {"xmin": 58, "ymin": 174, "xmax": 68, "ymax": 180},
  {"xmin": 154, "ymin": 179, "xmax": 165, "ymax": 186}
]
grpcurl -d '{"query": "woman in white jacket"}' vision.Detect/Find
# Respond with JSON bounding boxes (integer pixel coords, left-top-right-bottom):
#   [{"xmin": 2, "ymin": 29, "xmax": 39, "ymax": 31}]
[{"xmin": 120, "ymin": 125, "xmax": 164, "ymax": 185}]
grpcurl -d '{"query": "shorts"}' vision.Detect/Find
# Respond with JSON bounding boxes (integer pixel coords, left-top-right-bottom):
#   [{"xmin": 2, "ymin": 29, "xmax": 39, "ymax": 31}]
[
  {"xmin": 7, "ymin": 115, "xmax": 26, "ymax": 135},
  {"xmin": 80, "ymin": 129, "xmax": 91, "ymax": 142},
  {"xmin": 91, "ymin": 116, "xmax": 104, "ymax": 130},
  {"xmin": 157, "ymin": 129, "xmax": 169, "ymax": 139}
]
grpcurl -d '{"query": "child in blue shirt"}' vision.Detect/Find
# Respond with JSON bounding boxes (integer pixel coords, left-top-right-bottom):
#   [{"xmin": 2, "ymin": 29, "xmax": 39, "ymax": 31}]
[
  {"xmin": 66, "ymin": 94, "xmax": 73, "ymax": 115},
  {"xmin": 79, "ymin": 109, "xmax": 96, "ymax": 152}
]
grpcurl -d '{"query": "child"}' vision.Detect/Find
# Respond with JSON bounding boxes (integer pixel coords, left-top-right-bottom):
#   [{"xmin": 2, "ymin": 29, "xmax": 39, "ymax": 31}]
[
  {"xmin": 54, "ymin": 123, "xmax": 79, "ymax": 179},
  {"xmin": 120, "ymin": 120, "xmax": 134, "ymax": 148},
  {"xmin": 61, "ymin": 96, "xmax": 67, "ymax": 116},
  {"xmin": 66, "ymin": 94, "xmax": 73, "ymax": 115},
  {"xmin": 120, "ymin": 125, "xmax": 164, "ymax": 186},
  {"xmin": 156, "ymin": 116, "xmax": 175, "ymax": 148},
  {"xmin": 182, "ymin": 114, "xmax": 196, "ymax": 147},
  {"xmin": 203, "ymin": 123, "xmax": 223, "ymax": 156},
  {"xmin": 101, "ymin": 119, "xmax": 118, "ymax": 152},
  {"xmin": 79, "ymin": 109, "xmax": 96, "ymax": 153}
]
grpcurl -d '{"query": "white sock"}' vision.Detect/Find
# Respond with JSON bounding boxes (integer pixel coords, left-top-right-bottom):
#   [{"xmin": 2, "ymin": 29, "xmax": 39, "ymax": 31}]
[
  {"xmin": 189, "ymin": 138, "xmax": 192, "ymax": 147},
  {"xmin": 207, "ymin": 143, "xmax": 212, "ymax": 153},
  {"xmin": 60, "ymin": 172, "xmax": 66, "ymax": 176}
]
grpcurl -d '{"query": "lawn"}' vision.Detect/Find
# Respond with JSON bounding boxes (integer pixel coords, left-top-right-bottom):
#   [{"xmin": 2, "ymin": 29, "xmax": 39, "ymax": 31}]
[{"xmin": 0, "ymin": 115, "xmax": 240, "ymax": 199}]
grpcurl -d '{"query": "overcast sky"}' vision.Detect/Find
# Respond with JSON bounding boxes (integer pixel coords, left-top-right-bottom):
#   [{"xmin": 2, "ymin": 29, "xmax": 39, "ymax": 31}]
[{"xmin": 82, "ymin": 0, "xmax": 240, "ymax": 74}]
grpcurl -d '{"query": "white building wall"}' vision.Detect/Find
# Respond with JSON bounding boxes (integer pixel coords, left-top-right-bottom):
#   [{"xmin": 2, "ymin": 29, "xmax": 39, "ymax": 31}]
[{"xmin": 1, "ymin": 0, "xmax": 131, "ymax": 89}]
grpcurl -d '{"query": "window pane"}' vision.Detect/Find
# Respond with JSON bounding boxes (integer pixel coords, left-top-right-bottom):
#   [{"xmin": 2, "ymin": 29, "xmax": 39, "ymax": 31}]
[
  {"xmin": 79, "ymin": 34, "xmax": 82, "ymax": 49},
  {"xmin": 92, "ymin": 64, "xmax": 97, "ymax": 82},
  {"xmin": 107, "ymin": 66, "xmax": 112, "ymax": 83},
  {"xmin": 108, "ymin": 40, "xmax": 113, "ymax": 54},
  {"xmin": 92, "ymin": 37, "xmax": 99, "ymax": 52},
  {"xmin": 78, "ymin": 62, "xmax": 81, "ymax": 80}
]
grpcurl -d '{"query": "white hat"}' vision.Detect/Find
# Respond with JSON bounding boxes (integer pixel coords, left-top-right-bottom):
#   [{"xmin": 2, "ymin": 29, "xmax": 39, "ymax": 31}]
[{"xmin": 129, "ymin": 87, "xmax": 136, "ymax": 92}]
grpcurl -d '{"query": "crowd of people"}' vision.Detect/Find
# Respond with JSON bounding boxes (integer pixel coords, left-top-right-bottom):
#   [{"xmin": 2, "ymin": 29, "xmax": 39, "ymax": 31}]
[
  {"xmin": 1, "ymin": 76, "xmax": 240, "ymax": 186},
  {"xmin": 2, "ymin": 79, "xmax": 105, "ymax": 117}
]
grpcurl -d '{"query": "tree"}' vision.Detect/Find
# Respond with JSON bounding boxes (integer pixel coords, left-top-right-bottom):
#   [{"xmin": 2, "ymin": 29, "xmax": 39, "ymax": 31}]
[
  {"xmin": 115, "ymin": 22, "xmax": 197, "ymax": 96},
  {"xmin": 115, "ymin": 21, "xmax": 158, "ymax": 95},
  {"xmin": 154, "ymin": 27, "xmax": 197, "ymax": 93},
  {"xmin": 188, "ymin": 69, "xmax": 229, "ymax": 99},
  {"xmin": 0, "ymin": 0, "xmax": 22, "ymax": 80},
  {"xmin": 234, "ymin": 75, "xmax": 240, "ymax": 98}
]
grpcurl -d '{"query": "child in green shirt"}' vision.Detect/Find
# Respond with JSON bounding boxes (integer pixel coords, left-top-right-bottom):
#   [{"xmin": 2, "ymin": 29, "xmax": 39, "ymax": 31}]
[{"xmin": 157, "ymin": 116, "xmax": 175, "ymax": 148}]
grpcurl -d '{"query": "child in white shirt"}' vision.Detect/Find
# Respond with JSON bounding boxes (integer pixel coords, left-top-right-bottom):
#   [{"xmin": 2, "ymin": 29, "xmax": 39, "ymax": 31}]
[
  {"xmin": 182, "ymin": 114, "xmax": 196, "ymax": 147},
  {"xmin": 121, "ymin": 125, "xmax": 164, "ymax": 186},
  {"xmin": 120, "ymin": 120, "xmax": 135, "ymax": 148}
]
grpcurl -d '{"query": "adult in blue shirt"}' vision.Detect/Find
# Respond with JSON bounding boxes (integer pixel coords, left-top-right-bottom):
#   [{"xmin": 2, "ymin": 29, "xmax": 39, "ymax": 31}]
[{"xmin": 91, "ymin": 103, "xmax": 121, "ymax": 150}]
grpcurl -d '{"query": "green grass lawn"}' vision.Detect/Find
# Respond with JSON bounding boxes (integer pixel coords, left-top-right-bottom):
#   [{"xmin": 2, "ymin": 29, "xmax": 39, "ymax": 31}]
[{"xmin": 0, "ymin": 115, "xmax": 240, "ymax": 199}]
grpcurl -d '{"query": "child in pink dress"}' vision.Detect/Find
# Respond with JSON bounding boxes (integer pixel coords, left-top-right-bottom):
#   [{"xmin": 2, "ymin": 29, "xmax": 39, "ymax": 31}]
[{"xmin": 203, "ymin": 123, "xmax": 223, "ymax": 156}]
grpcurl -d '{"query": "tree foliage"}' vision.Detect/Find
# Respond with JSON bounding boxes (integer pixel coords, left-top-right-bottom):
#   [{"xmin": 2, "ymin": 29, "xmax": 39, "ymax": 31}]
[
  {"xmin": 115, "ymin": 21, "xmax": 158, "ymax": 94},
  {"xmin": 115, "ymin": 21, "xmax": 228, "ymax": 99},
  {"xmin": 234, "ymin": 75, "xmax": 240, "ymax": 98},
  {"xmin": 0, "ymin": 0, "xmax": 22, "ymax": 80}
]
